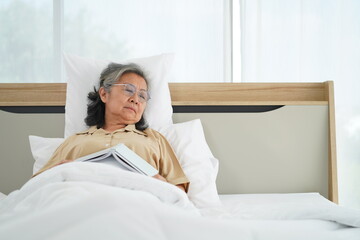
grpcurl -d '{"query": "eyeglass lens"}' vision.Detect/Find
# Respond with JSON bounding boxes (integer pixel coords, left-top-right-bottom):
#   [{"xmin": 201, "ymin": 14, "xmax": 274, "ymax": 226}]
[{"xmin": 119, "ymin": 84, "xmax": 150, "ymax": 102}]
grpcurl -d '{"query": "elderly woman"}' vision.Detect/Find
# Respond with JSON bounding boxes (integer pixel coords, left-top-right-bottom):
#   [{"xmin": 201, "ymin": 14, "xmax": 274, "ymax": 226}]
[{"xmin": 34, "ymin": 63, "xmax": 189, "ymax": 192}]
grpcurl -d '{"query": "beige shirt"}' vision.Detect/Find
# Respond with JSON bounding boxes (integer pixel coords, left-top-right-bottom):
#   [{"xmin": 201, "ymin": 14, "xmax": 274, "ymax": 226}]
[{"xmin": 35, "ymin": 125, "xmax": 189, "ymax": 190}]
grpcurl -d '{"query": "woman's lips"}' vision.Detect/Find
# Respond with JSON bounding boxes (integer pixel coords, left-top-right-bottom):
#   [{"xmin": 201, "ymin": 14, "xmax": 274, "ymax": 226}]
[{"xmin": 125, "ymin": 106, "xmax": 136, "ymax": 113}]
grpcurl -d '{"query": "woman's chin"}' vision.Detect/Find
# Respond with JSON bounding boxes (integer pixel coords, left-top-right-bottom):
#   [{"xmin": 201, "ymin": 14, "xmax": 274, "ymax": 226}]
[{"xmin": 123, "ymin": 117, "xmax": 141, "ymax": 125}]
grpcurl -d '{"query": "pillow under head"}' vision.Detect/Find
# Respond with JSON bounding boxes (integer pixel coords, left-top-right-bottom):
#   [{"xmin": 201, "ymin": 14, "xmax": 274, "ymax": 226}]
[{"xmin": 63, "ymin": 53, "xmax": 174, "ymax": 138}]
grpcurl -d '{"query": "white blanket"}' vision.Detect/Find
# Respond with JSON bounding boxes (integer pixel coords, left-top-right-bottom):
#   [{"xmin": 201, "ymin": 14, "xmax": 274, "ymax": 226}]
[
  {"xmin": 1, "ymin": 162, "xmax": 359, "ymax": 240},
  {"xmin": 0, "ymin": 192, "xmax": 6, "ymax": 201}
]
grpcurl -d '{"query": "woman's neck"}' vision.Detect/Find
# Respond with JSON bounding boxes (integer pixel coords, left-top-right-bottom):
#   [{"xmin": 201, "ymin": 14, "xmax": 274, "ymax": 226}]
[{"xmin": 102, "ymin": 123, "xmax": 127, "ymax": 133}]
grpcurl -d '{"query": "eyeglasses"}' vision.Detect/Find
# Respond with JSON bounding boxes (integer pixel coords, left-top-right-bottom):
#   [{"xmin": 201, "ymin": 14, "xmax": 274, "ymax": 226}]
[{"xmin": 112, "ymin": 83, "xmax": 151, "ymax": 103}]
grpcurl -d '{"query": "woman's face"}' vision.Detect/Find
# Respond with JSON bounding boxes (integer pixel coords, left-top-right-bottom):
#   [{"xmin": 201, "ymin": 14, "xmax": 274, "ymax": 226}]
[{"xmin": 100, "ymin": 72, "xmax": 148, "ymax": 125}]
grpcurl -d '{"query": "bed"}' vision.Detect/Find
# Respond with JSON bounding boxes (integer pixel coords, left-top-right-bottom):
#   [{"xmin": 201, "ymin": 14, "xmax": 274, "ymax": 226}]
[{"xmin": 0, "ymin": 54, "xmax": 359, "ymax": 240}]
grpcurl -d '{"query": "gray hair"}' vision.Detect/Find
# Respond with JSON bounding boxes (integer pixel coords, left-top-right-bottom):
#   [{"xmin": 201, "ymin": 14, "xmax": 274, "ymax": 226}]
[{"xmin": 99, "ymin": 63, "xmax": 149, "ymax": 93}]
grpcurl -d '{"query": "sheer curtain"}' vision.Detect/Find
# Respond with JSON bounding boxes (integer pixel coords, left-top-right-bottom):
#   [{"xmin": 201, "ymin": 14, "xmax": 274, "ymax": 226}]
[
  {"xmin": 0, "ymin": 0, "xmax": 229, "ymax": 83},
  {"xmin": 0, "ymin": 0, "xmax": 54, "ymax": 83},
  {"xmin": 63, "ymin": 0, "xmax": 228, "ymax": 83},
  {"xmin": 238, "ymin": 0, "xmax": 360, "ymax": 208}
]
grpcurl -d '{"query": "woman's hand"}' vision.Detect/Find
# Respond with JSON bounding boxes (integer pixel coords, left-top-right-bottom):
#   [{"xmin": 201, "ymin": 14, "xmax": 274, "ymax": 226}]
[{"xmin": 152, "ymin": 174, "xmax": 167, "ymax": 182}]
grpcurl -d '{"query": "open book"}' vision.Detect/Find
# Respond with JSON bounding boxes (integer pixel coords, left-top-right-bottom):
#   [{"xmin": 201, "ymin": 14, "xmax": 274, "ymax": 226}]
[{"xmin": 75, "ymin": 144, "xmax": 158, "ymax": 176}]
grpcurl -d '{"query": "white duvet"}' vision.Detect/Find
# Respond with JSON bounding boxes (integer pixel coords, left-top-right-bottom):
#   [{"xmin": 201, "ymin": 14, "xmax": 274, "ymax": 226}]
[{"xmin": 0, "ymin": 162, "xmax": 359, "ymax": 240}]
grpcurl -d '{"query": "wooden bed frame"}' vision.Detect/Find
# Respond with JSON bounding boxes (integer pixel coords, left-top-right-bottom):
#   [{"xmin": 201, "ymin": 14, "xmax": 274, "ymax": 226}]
[{"xmin": 0, "ymin": 82, "xmax": 338, "ymax": 202}]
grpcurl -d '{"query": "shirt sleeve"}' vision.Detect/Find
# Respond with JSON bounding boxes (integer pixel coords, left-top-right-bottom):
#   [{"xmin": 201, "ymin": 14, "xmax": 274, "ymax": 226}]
[{"xmin": 156, "ymin": 132, "xmax": 190, "ymax": 192}]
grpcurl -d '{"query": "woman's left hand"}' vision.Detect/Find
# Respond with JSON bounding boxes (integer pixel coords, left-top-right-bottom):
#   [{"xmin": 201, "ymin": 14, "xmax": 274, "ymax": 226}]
[{"xmin": 152, "ymin": 174, "xmax": 167, "ymax": 182}]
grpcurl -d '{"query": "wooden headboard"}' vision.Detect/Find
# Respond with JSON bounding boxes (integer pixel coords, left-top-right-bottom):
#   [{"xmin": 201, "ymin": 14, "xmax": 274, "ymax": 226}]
[{"xmin": 0, "ymin": 82, "xmax": 338, "ymax": 202}]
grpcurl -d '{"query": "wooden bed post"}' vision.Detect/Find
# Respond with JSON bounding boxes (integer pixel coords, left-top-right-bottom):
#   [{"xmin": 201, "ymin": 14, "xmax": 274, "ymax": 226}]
[{"xmin": 325, "ymin": 81, "xmax": 339, "ymax": 203}]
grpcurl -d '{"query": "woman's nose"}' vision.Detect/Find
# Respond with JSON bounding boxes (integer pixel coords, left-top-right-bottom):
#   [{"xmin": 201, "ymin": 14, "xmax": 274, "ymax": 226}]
[{"xmin": 129, "ymin": 94, "xmax": 139, "ymax": 104}]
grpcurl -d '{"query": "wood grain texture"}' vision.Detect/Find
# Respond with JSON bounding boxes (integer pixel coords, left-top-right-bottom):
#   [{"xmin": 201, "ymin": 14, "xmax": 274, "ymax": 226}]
[
  {"xmin": 169, "ymin": 82, "xmax": 327, "ymax": 105},
  {"xmin": 0, "ymin": 82, "xmax": 328, "ymax": 106},
  {"xmin": 0, "ymin": 83, "xmax": 66, "ymax": 106},
  {"xmin": 325, "ymin": 81, "xmax": 339, "ymax": 203}
]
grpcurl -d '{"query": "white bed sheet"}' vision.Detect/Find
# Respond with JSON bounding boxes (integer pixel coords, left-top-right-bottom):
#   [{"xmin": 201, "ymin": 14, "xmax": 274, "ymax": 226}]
[
  {"xmin": 218, "ymin": 193, "xmax": 360, "ymax": 231},
  {"xmin": 0, "ymin": 163, "xmax": 359, "ymax": 240},
  {"xmin": 217, "ymin": 193, "xmax": 360, "ymax": 224}
]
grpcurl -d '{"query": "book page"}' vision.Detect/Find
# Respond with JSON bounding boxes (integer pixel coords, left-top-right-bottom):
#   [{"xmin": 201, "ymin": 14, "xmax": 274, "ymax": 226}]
[
  {"xmin": 74, "ymin": 148, "xmax": 112, "ymax": 163},
  {"xmin": 112, "ymin": 154, "xmax": 143, "ymax": 174},
  {"xmin": 73, "ymin": 144, "xmax": 158, "ymax": 176},
  {"xmin": 95, "ymin": 155, "xmax": 136, "ymax": 173},
  {"xmin": 114, "ymin": 144, "xmax": 158, "ymax": 176}
]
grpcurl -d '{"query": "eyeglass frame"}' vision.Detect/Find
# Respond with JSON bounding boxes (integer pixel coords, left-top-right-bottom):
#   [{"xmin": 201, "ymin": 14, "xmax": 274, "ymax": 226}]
[{"xmin": 111, "ymin": 83, "xmax": 151, "ymax": 103}]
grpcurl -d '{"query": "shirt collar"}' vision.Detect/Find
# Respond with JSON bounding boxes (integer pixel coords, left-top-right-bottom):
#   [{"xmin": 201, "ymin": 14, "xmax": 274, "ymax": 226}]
[
  {"xmin": 122, "ymin": 124, "xmax": 147, "ymax": 136},
  {"xmin": 77, "ymin": 125, "xmax": 147, "ymax": 136},
  {"xmin": 76, "ymin": 126, "xmax": 97, "ymax": 135}
]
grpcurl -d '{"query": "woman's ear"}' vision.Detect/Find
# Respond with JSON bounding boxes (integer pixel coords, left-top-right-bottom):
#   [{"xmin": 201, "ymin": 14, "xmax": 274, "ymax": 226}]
[{"xmin": 99, "ymin": 87, "xmax": 107, "ymax": 103}]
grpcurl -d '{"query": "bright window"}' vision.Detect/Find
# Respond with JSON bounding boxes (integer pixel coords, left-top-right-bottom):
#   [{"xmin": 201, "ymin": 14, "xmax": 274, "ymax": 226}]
[
  {"xmin": 0, "ymin": 0, "xmax": 233, "ymax": 83},
  {"xmin": 0, "ymin": 0, "xmax": 54, "ymax": 83}
]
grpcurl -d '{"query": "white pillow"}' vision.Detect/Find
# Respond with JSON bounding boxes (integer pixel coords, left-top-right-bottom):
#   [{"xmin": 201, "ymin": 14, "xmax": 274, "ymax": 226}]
[
  {"xmin": 63, "ymin": 53, "xmax": 174, "ymax": 138},
  {"xmin": 29, "ymin": 119, "xmax": 221, "ymax": 208},
  {"xmin": 158, "ymin": 119, "xmax": 221, "ymax": 208},
  {"xmin": 29, "ymin": 135, "xmax": 64, "ymax": 174}
]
